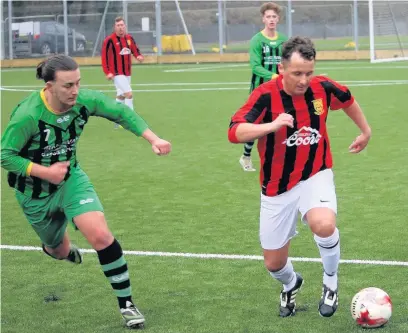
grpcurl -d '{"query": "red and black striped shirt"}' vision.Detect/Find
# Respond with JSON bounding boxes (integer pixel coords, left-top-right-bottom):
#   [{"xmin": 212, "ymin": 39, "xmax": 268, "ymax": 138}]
[
  {"xmin": 229, "ymin": 75, "xmax": 355, "ymax": 197},
  {"xmin": 101, "ymin": 33, "xmax": 141, "ymax": 76}
]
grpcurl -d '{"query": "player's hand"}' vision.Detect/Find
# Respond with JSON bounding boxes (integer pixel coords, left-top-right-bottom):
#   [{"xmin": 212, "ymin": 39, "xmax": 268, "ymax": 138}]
[
  {"xmin": 269, "ymin": 113, "xmax": 294, "ymax": 132},
  {"xmin": 106, "ymin": 73, "xmax": 114, "ymax": 80},
  {"xmin": 46, "ymin": 161, "xmax": 70, "ymax": 185},
  {"xmin": 136, "ymin": 55, "xmax": 144, "ymax": 63},
  {"xmin": 151, "ymin": 139, "xmax": 171, "ymax": 156},
  {"xmin": 349, "ymin": 132, "xmax": 371, "ymax": 153}
]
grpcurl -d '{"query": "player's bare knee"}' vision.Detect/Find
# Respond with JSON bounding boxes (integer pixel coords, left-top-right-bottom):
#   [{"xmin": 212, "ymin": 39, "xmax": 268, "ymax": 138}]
[
  {"xmin": 124, "ymin": 92, "xmax": 132, "ymax": 99},
  {"xmin": 264, "ymin": 256, "xmax": 287, "ymax": 272},
  {"xmin": 311, "ymin": 219, "xmax": 336, "ymax": 238},
  {"xmin": 117, "ymin": 95, "xmax": 125, "ymax": 100},
  {"xmin": 89, "ymin": 229, "xmax": 114, "ymax": 250}
]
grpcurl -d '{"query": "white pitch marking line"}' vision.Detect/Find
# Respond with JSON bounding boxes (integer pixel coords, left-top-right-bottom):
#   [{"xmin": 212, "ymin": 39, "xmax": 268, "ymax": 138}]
[
  {"xmin": 1, "ymin": 245, "xmax": 407, "ymax": 266},
  {"xmin": 180, "ymin": 65, "xmax": 408, "ymax": 73},
  {"xmin": 163, "ymin": 64, "xmax": 248, "ymax": 72},
  {"xmin": 1, "ymin": 81, "xmax": 407, "ymax": 94},
  {"xmin": 2, "ymin": 79, "xmax": 407, "ymax": 89}
]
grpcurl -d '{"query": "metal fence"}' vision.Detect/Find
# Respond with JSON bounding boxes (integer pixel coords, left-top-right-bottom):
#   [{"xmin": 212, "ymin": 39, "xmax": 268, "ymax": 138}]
[{"xmin": 1, "ymin": 0, "xmax": 408, "ymax": 59}]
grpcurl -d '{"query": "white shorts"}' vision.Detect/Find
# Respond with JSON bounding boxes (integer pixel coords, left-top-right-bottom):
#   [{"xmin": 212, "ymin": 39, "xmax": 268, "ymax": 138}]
[
  {"xmin": 114, "ymin": 75, "xmax": 131, "ymax": 96},
  {"xmin": 259, "ymin": 168, "xmax": 337, "ymax": 250}
]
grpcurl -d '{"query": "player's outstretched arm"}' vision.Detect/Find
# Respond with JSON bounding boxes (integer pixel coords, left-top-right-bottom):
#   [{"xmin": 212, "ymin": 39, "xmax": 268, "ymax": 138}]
[
  {"xmin": 342, "ymin": 101, "xmax": 372, "ymax": 153},
  {"xmin": 141, "ymin": 129, "xmax": 171, "ymax": 156},
  {"xmin": 88, "ymin": 90, "xmax": 149, "ymax": 135},
  {"xmin": 87, "ymin": 90, "xmax": 171, "ymax": 155}
]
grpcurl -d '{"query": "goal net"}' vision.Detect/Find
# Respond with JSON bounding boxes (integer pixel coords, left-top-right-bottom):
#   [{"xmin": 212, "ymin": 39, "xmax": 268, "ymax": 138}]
[{"xmin": 368, "ymin": 0, "xmax": 408, "ymax": 63}]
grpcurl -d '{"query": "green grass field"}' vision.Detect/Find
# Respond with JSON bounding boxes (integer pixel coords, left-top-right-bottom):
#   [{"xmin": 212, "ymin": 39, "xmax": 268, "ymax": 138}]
[{"xmin": 1, "ymin": 61, "xmax": 408, "ymax": 333}]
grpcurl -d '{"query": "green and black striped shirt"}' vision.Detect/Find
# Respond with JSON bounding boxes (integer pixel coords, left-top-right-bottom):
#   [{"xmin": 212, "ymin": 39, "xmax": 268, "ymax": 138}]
[
  {"xmin": 1, "ymin": 88, "xmax": 148, "ymax": 198},
  {"xmin": 249, "ymin": 31, "xmax": 287, "ymax": 92}
]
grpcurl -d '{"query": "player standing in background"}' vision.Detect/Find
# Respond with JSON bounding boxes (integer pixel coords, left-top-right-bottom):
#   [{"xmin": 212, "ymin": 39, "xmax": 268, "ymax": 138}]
[
  {"xmin": 102, "ymin": 16, "xmax": 144, "ymax": 128},
  {"xmin": 1, "ymin": 55, "xmax": 171, "ymax": 329},
  {"xmin": 239, "ymin": 2, "xmax": 287, "ymax": 171},
  {"xmin": 229, "ymin": 37, "xmax": 371, "ymax": 318}
]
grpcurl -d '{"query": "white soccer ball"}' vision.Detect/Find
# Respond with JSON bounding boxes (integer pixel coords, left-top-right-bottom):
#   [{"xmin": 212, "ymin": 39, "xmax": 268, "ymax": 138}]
[{"xmin": 351, "ymin": 287, "xmax": 392, "ymax": 328}]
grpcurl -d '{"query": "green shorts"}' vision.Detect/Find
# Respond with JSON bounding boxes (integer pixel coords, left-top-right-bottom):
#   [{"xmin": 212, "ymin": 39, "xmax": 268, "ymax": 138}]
[{"xmin": 16, "ymin": 167, "xmax": 104, "ymax": 249}]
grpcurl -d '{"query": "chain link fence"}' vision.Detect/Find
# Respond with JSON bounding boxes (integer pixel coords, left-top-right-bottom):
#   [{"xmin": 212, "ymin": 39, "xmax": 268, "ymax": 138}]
[{"xmin": 2, "ymin": 0, "xmax": 407, "ymax": 59}]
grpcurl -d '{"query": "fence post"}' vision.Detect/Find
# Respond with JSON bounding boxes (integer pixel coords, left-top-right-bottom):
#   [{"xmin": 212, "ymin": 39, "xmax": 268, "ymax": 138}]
[
  {"xmin": 63, "ymin": 0, "xmax": 69, "ymax": 55},
  {"xmin": 353, "ymin": 0, "xmax": 359, "ymax": 51},
  {"xmin": 8, "ymin": 0, "xmax": 13, "ymax": 59},
  {"xmin": 155, "ymin": 0, "xmax": 162, "ymax": 56},
  {"xmin": 287, "ymin": 0, "xmax": 292, "ymax": 38},
  {"xmin": 92, "ymin": 0, "xmax": 110, "ymax": 57},
  {"xmin": 218, "ymin": 0, "xmax": 224, "ymax": 55}
]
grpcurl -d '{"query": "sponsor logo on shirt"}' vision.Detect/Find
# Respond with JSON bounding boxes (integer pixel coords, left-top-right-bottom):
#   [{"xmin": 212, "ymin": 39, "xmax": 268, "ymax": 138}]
[
  {"xmin": 80, "ymin": 198, "xmax": 95, "ymax": 205},
  {"xmin": 119, "ymin": 47, "xmax": 131, "ymax": 55},
  {"xmin": 42, "ymin": 138, "xmax": 78, "ymax": 157},
  {"xmin": 282, "ymin": 127, "xmax": 322, "ymax": 147},
  {"xmin": 57, "ymin": 115, "xmax": 70, "ymax": 123}
]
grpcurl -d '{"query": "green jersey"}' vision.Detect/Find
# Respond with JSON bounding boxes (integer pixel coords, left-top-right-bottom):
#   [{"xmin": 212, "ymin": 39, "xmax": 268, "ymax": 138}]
[
  {"xmin": 1, "ymin": 89, "xmax": 149, "ymax": 199},
  {"xmin": 249, "ymin": 31, "xmax": 287, "ymax": 92}
]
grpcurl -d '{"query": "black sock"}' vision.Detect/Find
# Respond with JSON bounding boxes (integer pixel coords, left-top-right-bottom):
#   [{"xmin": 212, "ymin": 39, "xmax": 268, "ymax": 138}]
[
  {"xmin": 97, "ymin": 239, "xmax": 133, "ymax": 309},
  {"xmin": 243, "ymin": 141, "xmax": 254, "ymax": 157}
]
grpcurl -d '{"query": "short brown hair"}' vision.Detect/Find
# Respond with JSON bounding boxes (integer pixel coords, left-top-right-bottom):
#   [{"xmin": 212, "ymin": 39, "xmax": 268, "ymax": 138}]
[
  {"xmin": 260, "ymin": 2, "xmax": 282, "ymax": 16},
  {"xmin": 282, "ymin": 36, "xmax": 316, "ymax": 62},
  {"xmin": 115, "ymin": 16, "xmax": 125, "ymax": 24},
  {"xmin": 260, "ymin": 2, "xmax": 281, "ymax": 16}
]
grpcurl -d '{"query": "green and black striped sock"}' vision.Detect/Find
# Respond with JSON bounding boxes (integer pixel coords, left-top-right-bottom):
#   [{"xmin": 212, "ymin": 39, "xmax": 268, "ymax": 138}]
[{"xmin": 97, "ymin": 239, "xmax": 133, "ymax": 309}]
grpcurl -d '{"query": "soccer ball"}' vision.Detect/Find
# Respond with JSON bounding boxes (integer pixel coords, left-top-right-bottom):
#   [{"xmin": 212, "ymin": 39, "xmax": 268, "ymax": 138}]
[{"xmin": 351, "ymin": 287, "xmax": 392, "ymax": 328}]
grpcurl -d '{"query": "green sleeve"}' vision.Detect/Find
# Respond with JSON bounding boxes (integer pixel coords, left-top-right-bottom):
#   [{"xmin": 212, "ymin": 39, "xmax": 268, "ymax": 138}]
[
  {"xmin": 249, "ymin": 35, "xmax": 273, "ymax": 79},
  {"xmin": 85, "ymin": 90, "xmax": 149, "ymax": 136},
  {"xmin": 1, "ymin": 108, "xmax": 36, "ymax": 176}
]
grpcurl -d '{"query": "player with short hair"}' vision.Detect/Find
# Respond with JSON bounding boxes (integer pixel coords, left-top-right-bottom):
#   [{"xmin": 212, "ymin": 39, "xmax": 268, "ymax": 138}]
[
  {"xmin": 101, "ymin": 16, "xmax": 144, "ymax": 128},
  {"xmin": 229, "ymin": 36, "xmax": 371, "ymax": 318},
  {"xmin": 239, "ymin": 2, "xmax": 287, "ymax": 172},
  {"xmin": 1, "ymin": 54, "xmax": 171, "ymax": 329}
]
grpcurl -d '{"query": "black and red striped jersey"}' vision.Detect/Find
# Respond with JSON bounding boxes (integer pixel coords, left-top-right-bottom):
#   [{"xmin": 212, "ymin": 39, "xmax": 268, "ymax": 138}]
[
  {"xmin": 229, "ymin": 75, "xmax": 355, "ymax": 197},
  {"xmin": 101, "ymin": 33, "xmax": 141, "ymax": 76}
]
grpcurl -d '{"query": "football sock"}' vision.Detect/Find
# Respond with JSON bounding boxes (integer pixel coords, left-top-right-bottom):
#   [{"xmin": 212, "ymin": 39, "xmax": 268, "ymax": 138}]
[
  {"xmin": 314, "ymin": 228, "xmax": 340, "ymax": 291},
  {"xmin": 269, "ymin": 259, "xmax": 297, "ymax": 292},
  {"xmin": 243, "ymin": 142, "xmax": 254, "ymax": 157},
  {"xmin": 125, "ymin": 98, "xmax": 134, "ymax": 110},
  {"xmin": 97, "ymin": 239, "xmax": 133, "ymax": 309}
]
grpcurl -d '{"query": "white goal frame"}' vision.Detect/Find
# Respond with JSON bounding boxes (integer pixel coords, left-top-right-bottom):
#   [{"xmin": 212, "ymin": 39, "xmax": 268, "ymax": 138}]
[{"xmin": 368, "ymin": 0, "xmax": 408, "ymax": 63}]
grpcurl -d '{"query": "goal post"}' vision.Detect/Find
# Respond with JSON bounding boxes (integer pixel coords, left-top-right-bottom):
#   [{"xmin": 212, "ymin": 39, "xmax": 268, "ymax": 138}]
[{"xmin": 368, "ymin": 0, "xmax": 408, "ymax": 63}]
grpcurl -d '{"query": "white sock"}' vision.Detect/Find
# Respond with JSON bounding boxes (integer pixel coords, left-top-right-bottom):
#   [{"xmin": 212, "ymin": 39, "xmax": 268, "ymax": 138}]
[
  {"xmin": 125, "ymin": 98, "xmax": 134, "ymax": 110},
  {"xmin": 269, "ymin": 260, "xmax": 297, "ymax": 292},
  {"xmin": 323, "ymin": 272, "xmax": 338, "ymax": 291},
  {"xmin": 314, "ymin": 228, "xmax": 340, "ymax": 290},
  {"xmin": 116, "ymin": 98, "xmax": 124, "ymax": 104}
]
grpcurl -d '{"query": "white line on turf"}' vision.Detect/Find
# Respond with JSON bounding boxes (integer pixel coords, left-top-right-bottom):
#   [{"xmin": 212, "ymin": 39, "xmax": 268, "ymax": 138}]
[
  {"xmin": 2, "ymin": 80, "xmax": 407, "ymax": 88},
  {"xmin": 1, "ymin": 81, "xmax": 407, "ymax": 93},
  {"xmin": 163, "ymin": 65, "xmax": 408, "ymax": 73},
  {"xmin": 1, "ymin": 245, "xmax": 407, "ymax": 266},
  {"xmin": 163, "ymin": 64, "xmax": 248, "ymax": 72},
  {"xmin": 1, "ymin": 63, "xmax": 407, "ymax": 74}
]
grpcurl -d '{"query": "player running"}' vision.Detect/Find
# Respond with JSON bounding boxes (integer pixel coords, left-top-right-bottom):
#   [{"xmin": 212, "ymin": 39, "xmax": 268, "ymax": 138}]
[{"xmin": 1, "ymin": 54, "xmax": 171, "ymax": 329}]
